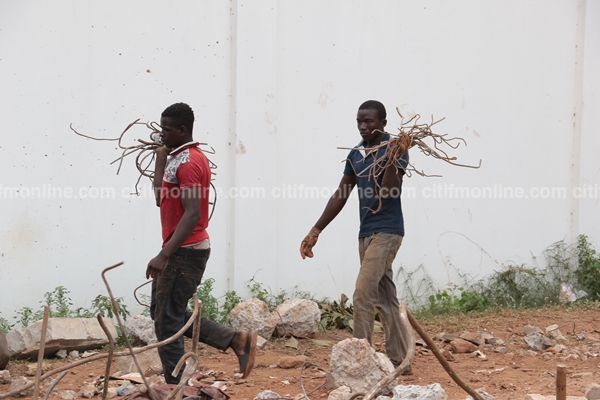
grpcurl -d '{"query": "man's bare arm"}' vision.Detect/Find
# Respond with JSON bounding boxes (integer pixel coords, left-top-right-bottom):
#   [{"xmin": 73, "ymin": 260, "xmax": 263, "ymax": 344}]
[
  {"xmin": 146, "ymin": 188, "xmax": 200, "ymax": 279},
  {"xmin": 300, "ymin": 174, "xmax": 356, "ymax": 259}
]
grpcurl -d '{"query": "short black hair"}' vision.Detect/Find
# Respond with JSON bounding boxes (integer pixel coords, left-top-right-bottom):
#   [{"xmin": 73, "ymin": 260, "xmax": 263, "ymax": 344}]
[
  {"xmin": 359, "ymin": 100, "xmax": 386, "ymax": 120},
  {"xmin": 161, "ymin": 102, "xmax": 194, "ymax": 133}
]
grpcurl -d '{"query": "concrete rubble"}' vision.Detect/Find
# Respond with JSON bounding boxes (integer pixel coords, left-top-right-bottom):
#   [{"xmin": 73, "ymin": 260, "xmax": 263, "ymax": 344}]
[
  {"xmin": 9, "ymin": 376, "xmax": 33, "ymax": 397},
  {"xmin": 379, "ymin": 383, "xmax": 448, "ymax": 400},
  {"xmin": 0, "ymin": 370, "xmax": 11, "ymax": 384},
  {"xmin": 329, "ymin": 338, "xmax": 396, "ymax": 395},
  {"xmin": 230, "ymin": 298, "xmax": 278, "ymax": 339},
  {"xmin": 124, "ymin": 315, "xmax": 157, "ymax": 345},
  {"xmin": 586, "ymin": 383, "xmax": 600, "ymax": 400},
  {"xmin": 6, "ymin": 317, "xmax": 118, "ymax": 359},
  {"xmin": 273, "ymin": 299, "xmax": 321, "ymax": 338},
  {"xmin": 327, "ymin": 385, "xmax": 353, "ymax": 400},
  {"xmin": 254, "ymin": 389, "xmax": 282, "ymax": 400},
  {"xmin": 114, "ymin": 347, "xmax": 162, "ymax": 375}
]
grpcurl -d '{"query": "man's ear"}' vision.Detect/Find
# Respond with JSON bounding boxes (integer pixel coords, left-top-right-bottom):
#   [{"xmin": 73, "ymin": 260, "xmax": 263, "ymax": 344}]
[
  {"xmin": 180, "ymin": 126, "xmax": 187, "ymax": 136},
  {"xmin": 382, "ymin": 119, "xmax": 387, "ymax": 129}
]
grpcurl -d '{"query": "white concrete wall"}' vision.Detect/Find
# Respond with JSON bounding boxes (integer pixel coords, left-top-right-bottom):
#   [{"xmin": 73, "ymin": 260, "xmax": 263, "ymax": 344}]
[{"xmin": 0, "ymin": 0, "xmax": 598, "ymax": 320}]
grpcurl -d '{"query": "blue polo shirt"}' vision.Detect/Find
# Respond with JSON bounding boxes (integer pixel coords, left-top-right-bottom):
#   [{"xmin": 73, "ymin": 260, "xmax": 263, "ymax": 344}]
[{"xmin": 343, "ymin": 133, "xmax": 409, "ymax": 238}]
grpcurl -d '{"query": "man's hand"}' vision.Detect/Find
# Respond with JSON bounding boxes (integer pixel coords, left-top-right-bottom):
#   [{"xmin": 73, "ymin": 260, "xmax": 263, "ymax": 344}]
[
  {"xmin": 300, "ymin": 227, "xmax": 321, "ymax": 259},
  {"xmin": 146, "ymin": 253, "xmax": 169, "ymax": 279},
  {"xmin": 154, "ymin": 145, "xmax": 173, "ymax": 158}
]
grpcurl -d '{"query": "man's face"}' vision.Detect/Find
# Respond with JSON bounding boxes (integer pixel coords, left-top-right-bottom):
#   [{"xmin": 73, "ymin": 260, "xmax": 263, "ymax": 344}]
[
  {"xmin": 159, "ymin": 117, "xmax": 184, "ymax": 149},
  {"xmin": 356, "ymin": 108, "xmax": 386, "ymax": 143}
]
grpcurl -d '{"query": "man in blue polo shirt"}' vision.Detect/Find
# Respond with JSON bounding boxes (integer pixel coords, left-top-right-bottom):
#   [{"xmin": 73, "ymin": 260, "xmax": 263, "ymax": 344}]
[{"xmin": 300, "ymin": 100, "xmax": 410, "ymax": 371}]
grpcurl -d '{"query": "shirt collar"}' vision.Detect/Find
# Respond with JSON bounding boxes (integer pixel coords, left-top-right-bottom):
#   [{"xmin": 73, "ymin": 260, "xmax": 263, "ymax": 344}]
[
  {"xmin": 169, "ymin": 141, "xmax": 199, "ymax": 156},
  {"xmin": 357, "ymin": 133, "xmax": 390, "ymax": 157}
]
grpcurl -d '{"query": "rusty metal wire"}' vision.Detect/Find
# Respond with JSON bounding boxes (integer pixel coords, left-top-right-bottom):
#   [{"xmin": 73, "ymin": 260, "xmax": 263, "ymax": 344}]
[
  {"xmin": 71, "ymin": 119, "xmax": 218, "ymax": 219},
  {"xmin": 339, "ymin": 108, "xmax": 481, "ymax": 213}
]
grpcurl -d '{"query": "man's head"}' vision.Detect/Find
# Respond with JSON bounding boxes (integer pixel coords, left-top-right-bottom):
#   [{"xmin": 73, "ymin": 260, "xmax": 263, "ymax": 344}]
[
  {"xmin": 357, "ymin": 100, "xmax": 387, "ymax": 144},
  {"xmin": 160, "ymin": 102, "xmax": 195, "ymax": 148}
]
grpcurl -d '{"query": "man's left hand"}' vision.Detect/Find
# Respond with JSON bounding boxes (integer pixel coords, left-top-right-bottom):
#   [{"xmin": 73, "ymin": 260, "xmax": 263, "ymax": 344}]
[{"xmin": 146, "ymin": 253, "xmax": 169, "ymax": 279}]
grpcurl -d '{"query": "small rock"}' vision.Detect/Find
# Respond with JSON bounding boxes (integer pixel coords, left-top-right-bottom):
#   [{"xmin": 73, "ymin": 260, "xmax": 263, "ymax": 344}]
[
  {"xmin": 585, "ymin": 382, "xmax": 600, "ymax": 400},
  {"xmin": 60, "ymin": 390, "xmax": 77, "ymax": 400},
  {"xmin": 106, "ymin": 387, "xmax": 118, "ymax": 399},
  {"xmin": 460, "ymin": 332, "xmax": 485, "ymax": 346},
  {"xmin": 256, "ymin": 335, "xmax": 268, "ymax": 350},
  {"xmin": 571, "ymin": 372, "xmax": 593, "ymax": 378},
  {"xmin": 525, "ymin": 350, "xmax": 538, "ymax": 357},
  {"xmin": 440, "ymin": 349, "xmax": 455, "ymax": 362},
  {"xmin": 277, "ymin": 355, "xmax": 308, "ymax": 369},
  {"xmin": 391, "ymin": 383, "xmax": 448, "ymax": 399},
  {"xmin": 26, "ymin": 364, "xmax": 37, "ymax": 376},
  {"xmin": 555, "ymin": 344, "xmax": 567, "ymax": 353},
  {"xmin": 327, "ymin": 385, "xmax": 352, "ymax": 400},
  {"xmin": 524, "ymin": 325, "xmax": 543, "ymax": 335},
  {"xmin": 254, "ymin": 390, "xmax": 282, "ymax": 400},
  {"xmin": 68, "ymin": 350, "xmax": 80, "ymax": 359},
  {"xmin": 494, "ymin": 347, "xmax": 506, "ymax": 354},
  {"xmin": 524, "ymin": 332, "xmax": 553, "ymax": 351},
  {"xmin": 55, "ymin": 349, "xmax": 68, "ymax": 359},
  {"xmin": 465, "ymin": 388, "xmax": 496, "ymax": 399},
  {"xmin": 78, "ymin": 383, "xmax": 97, "ymax": 398},
  {"xmin": 0, "ymin": 370, "xmax": 11, "ymax": 384},
  {"xmin": 81, "ymin": 351, "xmax": 97, "ymax": 358},
  {"xmin": 450, "ymin": 339, "xmax": 478, "ymax": 354},
  {"xmin": 9, "ymin": 376, "xmax": 33, "ymax": 397},
  {"xmin": 124, "ymin": 315, "xmax": 157, "ymax": 345}
]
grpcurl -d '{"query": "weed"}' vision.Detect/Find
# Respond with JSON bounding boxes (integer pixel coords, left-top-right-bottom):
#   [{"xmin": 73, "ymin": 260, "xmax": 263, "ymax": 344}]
[
  {"xmin": 190, "ymin": 278, "xmax": 219, "ymax": 321},
  {"xmin": 0, "ymin": 315, "xmax": 14, "ymax": 334},
  {"xmin": 576, "ymin": 235, "xmax": 600, "ymax": 299}
]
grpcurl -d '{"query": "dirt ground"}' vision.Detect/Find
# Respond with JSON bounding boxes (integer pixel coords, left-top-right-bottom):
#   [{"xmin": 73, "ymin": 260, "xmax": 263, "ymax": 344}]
[{"xmin": 2, "ymin": 306, "xmax": 599, "ymax": 400}]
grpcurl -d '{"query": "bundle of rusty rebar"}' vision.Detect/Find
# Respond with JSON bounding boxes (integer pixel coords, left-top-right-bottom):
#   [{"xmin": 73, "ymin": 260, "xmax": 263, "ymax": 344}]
[
  {"xmin": 339, "ymin": 108, "xmax": 481, "ymax": 213},
  {"xmin": 71, "ymin": 118, "xmax": 218, "ymax": 218}
]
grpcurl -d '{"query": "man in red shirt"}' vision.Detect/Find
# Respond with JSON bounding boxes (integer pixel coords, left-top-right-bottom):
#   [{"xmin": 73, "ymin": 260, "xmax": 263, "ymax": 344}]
[{"xmin": 147, "ymin": 102, "xmax": 257, "ymax": 384}]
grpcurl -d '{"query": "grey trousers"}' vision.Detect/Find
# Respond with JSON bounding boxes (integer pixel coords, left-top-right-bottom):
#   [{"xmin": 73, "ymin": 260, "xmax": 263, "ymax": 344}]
[{"xmin": 353, "ymin": 232, "xmax": 408, "ymax": 366}]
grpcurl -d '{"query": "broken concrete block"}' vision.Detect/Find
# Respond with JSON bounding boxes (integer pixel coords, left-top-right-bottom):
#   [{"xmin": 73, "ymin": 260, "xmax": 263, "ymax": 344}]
[
  {"xmin": 585, "ymin": 383, "xmax": 600, "ymax": 400},
  {"xmin": 115, "ymin": 347, "xmax": 161, "ymax": 375},
  {"xmin": 449, "ymin": 339, "xmax": 478, "ymax": 354},
  {"xmin": 68, "ymin": 350, "xmax": 79, "ymax": 359},
  {"xmin": 327, "ymin": 385, "xmax": 353, "ymax": 400},
  {"xmin": 0, "ymin": 370, "xmax": 11, "ymax": 384},
  {"xmin": 460, "ymin": 332, "xmax": 485, "ymax": 346},
  {"xmin": 0, "ymin": 332, "xmax": 9, "ymax": 370},
  {"xmin": 273, "ymin": 299, "xmax": 320, "ymax": 338},
  {"xmin": 124, "ymin": 315, "xmax": 157, "ymax": 345},
  {"xmin": 254, "ymin": 390, "xmax": 282, "ymax": 400},
  {"xmin": 330, "ymin": 338, "xmax": 395, "ymax": 395},
  {"xmin": 230, "ymin": 298, "xmax": 278, "ymax": 340},
  {"xmin": 7, "ymin": 317, "xmax": 117, "ymax": 359},
  {"xmin": 390, "ymin": 383, "xmax": 448, "ymax": 399},
  {"xmin": 55, "ymin": 349, "xmax": 67, "ymax": 359},
  {"xmin": 524, "ymin": 332, "xmax": 553, "ymax": 351},
  {"xmin": 9, "ymin": 376, "xmax": 33, "ymax": 397}
]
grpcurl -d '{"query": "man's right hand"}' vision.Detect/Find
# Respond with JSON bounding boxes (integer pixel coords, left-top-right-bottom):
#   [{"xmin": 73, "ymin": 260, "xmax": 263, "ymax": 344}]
[
  {"xmin": 154, "ymin": 145, "xmax": 173, "ymax": 158},
  {"xmin": 300, "ymin": 227, "xmax": 321, "ymax": 259}
]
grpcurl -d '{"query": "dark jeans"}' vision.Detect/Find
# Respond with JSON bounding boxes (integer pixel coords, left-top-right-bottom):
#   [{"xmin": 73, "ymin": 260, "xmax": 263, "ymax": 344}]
[{"xmin": 150, "ymin": 247, "xmax": 235, "ymax": 384}]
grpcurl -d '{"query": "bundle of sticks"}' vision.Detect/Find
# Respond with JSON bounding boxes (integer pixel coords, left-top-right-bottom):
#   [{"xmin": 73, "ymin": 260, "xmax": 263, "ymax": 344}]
[
  {"xmin": 70, "ymin": 119, "xmax": 218, "ymax": 218},
  {"xmin": 339, "ymin": 108, "xmax": 481, "ymax": 212}
]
